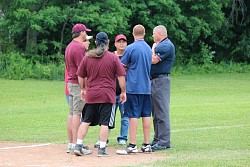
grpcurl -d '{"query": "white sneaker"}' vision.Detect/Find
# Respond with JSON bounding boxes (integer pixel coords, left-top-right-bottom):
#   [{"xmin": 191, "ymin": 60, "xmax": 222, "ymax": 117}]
[
  {"xmin": 66, "ymin": 143, "xmax": 73, "ymax": 153},
  {"xmin": 141, "ymin": 144, "xmax": 152, "ymax": 153},
  {"xmin": 118, "ymin": 140, "xmax": 126, "ymax": 145},
  {"xmin": 116, "ymin": 146, "xmax": 138, "ymax": 155}
]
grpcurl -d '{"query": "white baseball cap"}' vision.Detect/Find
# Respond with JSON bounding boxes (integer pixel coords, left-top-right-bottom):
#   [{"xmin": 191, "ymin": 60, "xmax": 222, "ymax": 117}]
[{"xmin": 86, "ymin": 35, "xmax": 93, "ymax": 40}]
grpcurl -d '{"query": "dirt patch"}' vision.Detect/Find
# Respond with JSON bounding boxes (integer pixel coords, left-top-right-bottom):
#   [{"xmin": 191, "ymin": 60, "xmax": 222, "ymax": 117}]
[{"xmin": 0, "ymin": 142, "xmax": 166, "ymax": 167}]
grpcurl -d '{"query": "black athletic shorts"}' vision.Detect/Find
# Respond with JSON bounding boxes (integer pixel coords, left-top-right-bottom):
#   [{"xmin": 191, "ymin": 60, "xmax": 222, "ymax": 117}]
[{"xmin": 81, "ymin": 103, "xmax": 116, "ymax": 129}]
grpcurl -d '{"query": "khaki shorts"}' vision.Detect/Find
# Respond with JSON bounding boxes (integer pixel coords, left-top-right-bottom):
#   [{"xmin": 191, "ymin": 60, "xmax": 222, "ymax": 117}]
[{"xmin": 67, "ymin": 83, "xmax": 85, "ymax": 115}]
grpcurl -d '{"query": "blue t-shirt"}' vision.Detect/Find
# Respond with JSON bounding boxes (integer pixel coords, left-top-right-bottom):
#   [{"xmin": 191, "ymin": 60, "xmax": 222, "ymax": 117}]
[
  {"xmin": 121, "ymin": 39, "xmax": 152, "ymax": 94},
  {"xmin": 151, "ymin": 38, "xmax": 175, "ymax": 75}
]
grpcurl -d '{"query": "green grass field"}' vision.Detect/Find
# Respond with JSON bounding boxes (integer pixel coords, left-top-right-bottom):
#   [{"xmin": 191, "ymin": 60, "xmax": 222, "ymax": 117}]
[{"xmin": 0, "ymin": 73, "xmax": 249, "ymax": 166}]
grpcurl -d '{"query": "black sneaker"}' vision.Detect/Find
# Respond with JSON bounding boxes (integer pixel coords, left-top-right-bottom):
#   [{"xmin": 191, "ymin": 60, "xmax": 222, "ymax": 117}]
[
  {"xmin": 151, "ymin": 144, "xmax": 172, "ymax": 152},
  {"xmin": 141, "ymin": 144, "xmax": 152, "ymax": 153},
  {"xmin": 150, "ymin": 140, "xmax": 158, "ymax": 146},
  {"xmin": 97, "ymin": 147, "xmax": 110, "ymax": 157}
]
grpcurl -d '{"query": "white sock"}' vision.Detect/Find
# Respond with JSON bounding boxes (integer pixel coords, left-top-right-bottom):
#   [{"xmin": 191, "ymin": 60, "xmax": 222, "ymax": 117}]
[
  {"xmin": 99, "ymin": 141, "xmax": 106, "ymax": 148},
  {"xmin": 76, "ymin": 139, "xmax": 83, "ymax": 145}
]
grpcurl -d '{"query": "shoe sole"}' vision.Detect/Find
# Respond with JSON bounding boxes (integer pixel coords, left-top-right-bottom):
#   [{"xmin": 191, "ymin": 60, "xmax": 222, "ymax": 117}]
[
  {"xmin": 74, "ymin": 150, "xmax": 84, "ymax": 156},
  {"xmin": 138, "ymin": 150, "xmax": 152, "ymax": 154},
  {"xmin": 116, "ymin": 151, "xmax": 138, "ymax": 155},
  {"xmin": 82, "ymin": 151, "xmax": 93, "ymax": 155},
  {"xmin": 152, "ymin": 147, "xmax": 172, "ymax": 152},
  {"xmin": 97, "ymin": 154, "xmax": 110, "ymax": 157},
  {"xmin": 117, "ymin": 153, "xmax": 138, "ymax": 155}
]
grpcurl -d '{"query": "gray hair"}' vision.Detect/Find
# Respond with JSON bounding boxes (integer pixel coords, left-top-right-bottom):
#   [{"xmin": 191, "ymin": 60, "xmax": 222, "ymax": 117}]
[{"xmin": 153, "ymin": 25, "xmax": 168, "ymax": 37}]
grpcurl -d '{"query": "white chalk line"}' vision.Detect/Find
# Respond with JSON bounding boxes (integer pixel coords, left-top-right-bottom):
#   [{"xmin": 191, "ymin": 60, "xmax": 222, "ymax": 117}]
[
  {"xmin": 0, "ymin": 143, "xmax": 51, "ymax": 150},
  {"xmin": 0, "ymin": 124, "xmax": 248, "ymax": 150},
  {"xmin": 172, "ymin": 124, "xmax": 248, "ymax": 132},
  {"xmin": 108, "ymin": 124, "xmax": 249, "ymax": 140}
]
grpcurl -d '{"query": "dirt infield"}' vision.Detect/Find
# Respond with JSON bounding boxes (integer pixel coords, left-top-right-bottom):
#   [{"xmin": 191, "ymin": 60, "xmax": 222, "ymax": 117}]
[{"xmin": 0, "ymin": 142, "xmax": 166, "ymax": 167}]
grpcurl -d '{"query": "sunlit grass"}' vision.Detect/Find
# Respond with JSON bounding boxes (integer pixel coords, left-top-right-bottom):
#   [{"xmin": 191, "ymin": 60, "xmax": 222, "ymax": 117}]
[{"xmin": 0, "ymin": 73, "xmax": 249, "ymax": 166}]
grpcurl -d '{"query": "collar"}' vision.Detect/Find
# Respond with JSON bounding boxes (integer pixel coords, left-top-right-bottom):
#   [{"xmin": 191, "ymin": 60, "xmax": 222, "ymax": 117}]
[
  {"xmin": 159, "ymin": 37, "xmax": 168, "ymax": 43},
  {"xmin": 135, "ymin": 38, "xmax": 144, "ymax": 42}
]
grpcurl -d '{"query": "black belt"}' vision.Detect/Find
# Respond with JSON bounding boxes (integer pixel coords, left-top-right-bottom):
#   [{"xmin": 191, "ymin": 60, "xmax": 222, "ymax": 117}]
[{"xmin": 150, "ymin": 73, "xmax": 170, "ymax": 80}]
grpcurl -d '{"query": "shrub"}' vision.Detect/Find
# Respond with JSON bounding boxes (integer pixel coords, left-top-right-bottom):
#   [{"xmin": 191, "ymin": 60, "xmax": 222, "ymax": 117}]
[{"xmin": 0, "ymin": 52, "xmax": 64, "ymax": 80}]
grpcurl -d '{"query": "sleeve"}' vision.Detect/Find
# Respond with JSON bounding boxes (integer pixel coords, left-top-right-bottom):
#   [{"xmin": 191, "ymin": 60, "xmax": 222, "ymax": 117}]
[
  {"xmin": 155, "ymin": 43, "xmax": 171, "ymax": 61},
  {"xmin": 121, "ymin": 48, "xmax": 130, "ymax": 67},
  {"xmin": 75, "ymin": 46, "xmax": 86, "ymax": 67},
  {"xmin": 76, "ymin": 57, "xmax": 87, "ymax": 78}
]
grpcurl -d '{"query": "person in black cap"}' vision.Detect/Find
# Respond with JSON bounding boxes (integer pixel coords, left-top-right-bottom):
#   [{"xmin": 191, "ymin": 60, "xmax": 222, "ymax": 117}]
[
  {"xmin": 65, "ymin": 23, "xmax": 92, "ymax": 154},
  {"xmin": 74, "ymin": 32, "xmax": 127, "ymax": 157}
]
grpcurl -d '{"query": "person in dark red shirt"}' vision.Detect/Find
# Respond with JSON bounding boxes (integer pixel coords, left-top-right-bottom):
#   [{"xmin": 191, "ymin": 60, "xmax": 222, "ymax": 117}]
[
  {"xmin": 64, "ymin": 23, "xmax": 92, "ymax": 154},
  {"xmin": 74, "ymin": 32, "xmax": 126, "ymax": 157}
]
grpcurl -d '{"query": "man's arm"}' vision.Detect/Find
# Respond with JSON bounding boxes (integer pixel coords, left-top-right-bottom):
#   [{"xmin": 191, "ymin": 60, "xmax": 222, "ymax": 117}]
[
  {"xmin": 152, "ymin": 43, "xmax": 160, "ymax": 64},
  {"xmin": 78, "ymin": 76, "xmax": 86, "ymax": 101},
  {"xmin": 117, "ymin": 76, "xmax": 126, "ymax": 104},
  {"xmin": 152, "ymin": 54, "xmax": 160, "ymax": 64}
]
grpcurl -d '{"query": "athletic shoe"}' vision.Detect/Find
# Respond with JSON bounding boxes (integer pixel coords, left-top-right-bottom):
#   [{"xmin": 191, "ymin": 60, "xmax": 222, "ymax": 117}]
[
  {"xmin": 82, "ymin": 145, "xmax": 89, "ymax": 150},
  {"xmin": 116, "ymin": 145, "xmax": 138, "ymax": 155},
  {"xmin": 73, "ymin": 144, "xmax": 93, "ymax": 156},
  {"xmin": 97, "ymin": 147, "xmax": 110, "ymax": 157},
  {"xmin": 150, "ymin": 140, "xmax": 158, "ymax": 146},
  {"xmin": 94, "ymin": 139, "xmax": 109, "ymax": 148},
  {"xmin": 118, "ymin": 139, "xmax": 126, "ymax": 145},
  {"xmin": 141, "ymin": 144, "xmax": 152, "ymax": 153},
  {"xmin": 66, "ymin": 143, "xmax": 73, "ymax": 153},
  {"xmin": 151, "ymin": 143, "xmax": 172, "ymax": 151}
]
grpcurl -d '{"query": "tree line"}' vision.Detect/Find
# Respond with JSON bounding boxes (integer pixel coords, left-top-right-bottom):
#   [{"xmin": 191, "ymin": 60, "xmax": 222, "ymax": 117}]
[{"xmin": 0, "ymin": 0, "xmax": 249, "ymax": 67}]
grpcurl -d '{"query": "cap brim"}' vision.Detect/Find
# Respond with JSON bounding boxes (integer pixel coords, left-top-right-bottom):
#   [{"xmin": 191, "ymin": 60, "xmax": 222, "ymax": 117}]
[
  {"xmin": 116, "ymin": 38, "xmax": 127, "ymax": 42},
  {"xmin": 85, "ymin": 28, "xmax": 91, "ymax": 32},
  {"xmin": 86, "ymin": 35, "xmax": 93, "ymax": 40}
]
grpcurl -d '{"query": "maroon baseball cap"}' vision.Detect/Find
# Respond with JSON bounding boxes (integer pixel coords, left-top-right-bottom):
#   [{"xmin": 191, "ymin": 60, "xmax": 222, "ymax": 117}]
[
  {"xmin": 72, "ymin": 23, "xmax": 91, "ymax": 33},
  {"xmin": 115, "ymin": 34, "xmax": 127, "ymax": 42}
]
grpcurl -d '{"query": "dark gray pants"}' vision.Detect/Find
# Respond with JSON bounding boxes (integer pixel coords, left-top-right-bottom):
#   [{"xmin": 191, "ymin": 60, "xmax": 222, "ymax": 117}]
[{"xmin": 151, "ymin": 76, "xmax": 171, "ymax": 147}]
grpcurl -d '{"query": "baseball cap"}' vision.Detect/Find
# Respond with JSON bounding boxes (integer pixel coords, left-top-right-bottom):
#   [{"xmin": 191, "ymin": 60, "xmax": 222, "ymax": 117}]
[
  {"xmin": 96, "ymin": 32, "xmax": 108, "ymax": 46},
  {"xmin": 115, "ymin": 34, "xmax": 127, "ymax": 42},
  {"xmin": 72, "ymin": 23, "xmax": 91, "ymax": 33},
  {"xmin": 86, "ymin": 35, "xmax": 93, "ymax": 40}
]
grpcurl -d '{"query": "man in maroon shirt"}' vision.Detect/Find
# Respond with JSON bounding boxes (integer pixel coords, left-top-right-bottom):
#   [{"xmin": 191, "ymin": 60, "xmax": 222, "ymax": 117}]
[
  {"xmin": 65, "ymin": 23, "xmax": 92, "ymax": 154},
  {"xmin": 74, "ymin": 32, "xmax": 126, "ymax": 157}
]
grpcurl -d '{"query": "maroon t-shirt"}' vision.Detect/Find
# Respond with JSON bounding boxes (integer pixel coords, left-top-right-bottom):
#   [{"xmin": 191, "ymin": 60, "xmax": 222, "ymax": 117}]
[
  {"xmin": 65, "ymin": 40, "xmax": 86, "ymax": 84},
  {"xmin": 77, "ymin": 51, "xmax": 126, "ymax": 103}
]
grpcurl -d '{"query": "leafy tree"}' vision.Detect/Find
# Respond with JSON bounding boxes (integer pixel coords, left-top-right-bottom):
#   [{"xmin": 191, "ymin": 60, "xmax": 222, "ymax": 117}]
[
  {"xmin": 0, "ymin": 0, "xmax": 249, "ymax": 67},
  {"xmin": 0, "ymin": 0, "xmax": 131, "ymax": 57},
  {"xmin": 172, "ymin": 0, "xmax": 229, "ymax": 65},
  {"xmin": 226, "ymin": 0, "xmax": 249, "ymax": 62},
  {"xmin": 0, "ymin": 0, "xmax": 66, "ymax": 56},
  {"xmin": 64, "ymin": 0, "xmax": 132, "ymax": 51}
]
